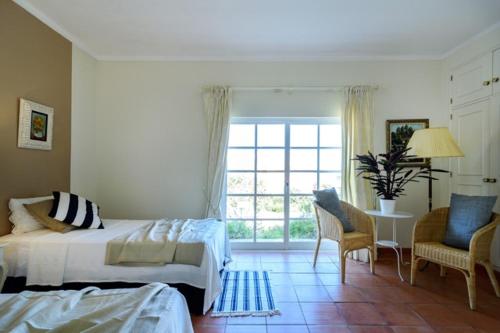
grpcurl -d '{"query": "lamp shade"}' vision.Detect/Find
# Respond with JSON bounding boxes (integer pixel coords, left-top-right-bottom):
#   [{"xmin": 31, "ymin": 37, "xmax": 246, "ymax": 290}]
[{"xmin": 407, "ymin": 127, "xmax": 464, "ymax": 158}]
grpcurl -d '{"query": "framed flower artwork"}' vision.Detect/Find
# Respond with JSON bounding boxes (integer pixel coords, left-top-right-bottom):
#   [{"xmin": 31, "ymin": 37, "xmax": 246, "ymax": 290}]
[{"xmin": 18, "ymin": 98, "xmax": 54, "ymax": 150}]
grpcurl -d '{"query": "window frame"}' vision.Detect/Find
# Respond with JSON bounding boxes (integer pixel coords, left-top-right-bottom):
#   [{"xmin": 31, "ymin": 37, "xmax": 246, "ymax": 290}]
[{"xmin": 226, "ymin": 117, "xmax": 341, "ymax": 250}]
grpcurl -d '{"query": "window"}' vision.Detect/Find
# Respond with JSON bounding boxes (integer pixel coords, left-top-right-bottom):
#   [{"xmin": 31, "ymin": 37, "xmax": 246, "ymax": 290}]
[{"xmin": 225, "ymin": 118, "xmax": 341, "ymax": 247}]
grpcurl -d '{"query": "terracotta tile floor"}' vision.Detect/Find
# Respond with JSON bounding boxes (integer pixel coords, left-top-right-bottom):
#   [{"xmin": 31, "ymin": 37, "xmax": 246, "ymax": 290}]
[{"xmin": 191, "ymin": 250, "xmax": 500, "ymax": 333}]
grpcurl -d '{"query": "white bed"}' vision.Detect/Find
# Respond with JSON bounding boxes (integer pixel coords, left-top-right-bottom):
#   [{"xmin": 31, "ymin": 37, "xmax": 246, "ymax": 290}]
[
  {"xmin": 0, "ymin": 219, "xmax": 226, "ymax": 314},
  {"xmin": 0, "ymin": 283, "xmax": 194, "ymax": 333}
]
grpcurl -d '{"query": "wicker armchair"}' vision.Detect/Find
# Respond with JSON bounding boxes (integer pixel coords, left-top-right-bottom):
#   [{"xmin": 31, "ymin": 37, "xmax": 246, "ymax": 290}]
[
  {"xmin": 411, "ymin": 208, "xmax": 500, "ymax": 310},
  {"xmin": 313, "ymin": 201, "xmax": 376, "ymax": 283}
]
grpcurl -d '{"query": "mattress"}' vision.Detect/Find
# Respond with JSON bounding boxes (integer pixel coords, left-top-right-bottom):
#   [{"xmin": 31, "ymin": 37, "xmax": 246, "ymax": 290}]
[
  {"xmin": 0, "ymin": 284, "xmax": 193, "ymax": 333},
  {"xmin": 0, "ymin": 219, "xmax": 226, "ymax": 314}
]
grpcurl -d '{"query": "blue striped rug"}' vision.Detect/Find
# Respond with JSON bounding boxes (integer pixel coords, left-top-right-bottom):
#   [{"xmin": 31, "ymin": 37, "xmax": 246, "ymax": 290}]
[{"xmin": 211, "ymin": 271, "xmax": 280, "ymax": 317}]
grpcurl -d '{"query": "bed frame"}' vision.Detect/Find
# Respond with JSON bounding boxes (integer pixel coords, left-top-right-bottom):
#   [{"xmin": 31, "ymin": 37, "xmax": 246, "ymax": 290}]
[{"xmin": 3, "ymin": 277, "xmax": 206, "ymax": 314}]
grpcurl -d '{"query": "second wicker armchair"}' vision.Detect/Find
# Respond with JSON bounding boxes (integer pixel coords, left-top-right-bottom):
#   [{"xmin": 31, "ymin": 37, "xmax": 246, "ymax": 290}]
[
  {"xmin": 411, "ymin": 208, "xmax": 500, "ymax": 310},
  {"xmin": 313, "ymin": 201, "xmax": 376, "ymax": 283}
]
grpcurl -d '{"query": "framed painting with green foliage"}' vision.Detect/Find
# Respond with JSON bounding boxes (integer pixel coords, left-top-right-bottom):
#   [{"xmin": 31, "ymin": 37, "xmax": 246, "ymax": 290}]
[{"xmin": 386, "ymin": 119, "xmax": 429, "ymax": 167}]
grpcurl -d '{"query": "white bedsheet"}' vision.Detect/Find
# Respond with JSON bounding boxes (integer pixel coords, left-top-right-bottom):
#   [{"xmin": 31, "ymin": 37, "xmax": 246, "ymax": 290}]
[
  {"xmin": 1, "ymin": 219, "xmax": 226, "ymax": 314},
  {"xmin": 0, "ymin": 283, "xmax": 193, "ymax": 333},
  {"xmin": 0, "ymin": 294, "xmax": 14, "ymax": 304}
]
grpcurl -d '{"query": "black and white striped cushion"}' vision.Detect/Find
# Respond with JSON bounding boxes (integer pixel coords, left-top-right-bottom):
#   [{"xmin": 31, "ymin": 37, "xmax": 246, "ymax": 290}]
[{"xmin": 48, "ymin": 192, "xmax": 104, "ymax": 229}]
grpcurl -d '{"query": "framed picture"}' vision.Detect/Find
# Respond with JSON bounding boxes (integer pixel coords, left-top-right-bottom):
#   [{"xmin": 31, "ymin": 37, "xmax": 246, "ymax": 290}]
[
  {"xmin": 18, "ymin": 98, "xmax": 54, "ymax": 150},
  {"xmin": 386, "ymin": 118, "xmax": 429, "ymax": 167}
]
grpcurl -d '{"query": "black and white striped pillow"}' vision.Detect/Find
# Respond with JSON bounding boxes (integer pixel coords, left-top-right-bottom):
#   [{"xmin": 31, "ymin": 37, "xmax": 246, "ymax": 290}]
[{"xmin": 49, "ymin": 192, "xmax": 104, "ymax": 229}]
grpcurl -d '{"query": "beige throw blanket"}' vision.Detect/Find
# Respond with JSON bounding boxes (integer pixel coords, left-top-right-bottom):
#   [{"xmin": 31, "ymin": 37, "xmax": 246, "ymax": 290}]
[
  {"xmin": 105, "ymin": 219, "xmax": 219, "ymax": 267},
  {"xmin": 0, "ymin": 283, "xmax": 193, "ymax": 333}
]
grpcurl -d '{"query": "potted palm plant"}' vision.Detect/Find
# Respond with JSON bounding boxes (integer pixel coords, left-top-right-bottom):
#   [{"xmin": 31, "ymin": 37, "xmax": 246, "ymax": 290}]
[{"xmin": 353, "ymin": 148, "xmax": 447, "ymax": 213}]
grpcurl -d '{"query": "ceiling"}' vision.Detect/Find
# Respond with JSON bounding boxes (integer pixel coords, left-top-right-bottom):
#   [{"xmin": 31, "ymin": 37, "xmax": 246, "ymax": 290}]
[{"xmin": 15, "ymin": 0, "xmax": 500, "ymax": 61}]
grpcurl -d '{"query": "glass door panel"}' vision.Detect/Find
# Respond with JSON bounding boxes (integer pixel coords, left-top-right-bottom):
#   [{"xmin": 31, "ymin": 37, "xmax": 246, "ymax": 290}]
[
  {"xmin": 227, "ymin": 172, "xmax": 254, "ymax": 194},
  {"xmin": 289, "ymin": 172, "xmax": 317, "ymax": 194},
  {"xmin": 290, "ymin": 125, "xmax": 318, "ymax": 147},
  {"xmin": 257, "ymin": 172, "xmax": 285, "ymax": 194},
  {"xmin": 226, "ymin": 119, "xmax": 340, "ymax": 248},
  {"xmin": 257, "ymin": 124, "xmax": 285, "ymax": 147},
  {"xmin": 257, "ymin": 149, "xmax": 285, "ymax": 170},
  {"xmin": 227, "ymin": 220, "xmax": 254, "ymax": 242},
  {"xmin": 290, "ymin": 149, "xmax": 317, "ymax": 170},
  {"xmin": 257, "ymin": 220, "xmax": 284, "ymax": 242}
]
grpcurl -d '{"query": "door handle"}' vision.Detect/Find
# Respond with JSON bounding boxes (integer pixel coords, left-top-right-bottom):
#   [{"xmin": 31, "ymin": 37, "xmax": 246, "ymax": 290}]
[
  {"xmin": 483, "ymin": 178, "xmax": 498, "ymax": 183},
  {"xmin": 483, "ymin": 80, "xmax": 491, "ymax": 86},
  {"xmin": 493, "ymin": 77, "xmax": 500, "ymax": 83}
]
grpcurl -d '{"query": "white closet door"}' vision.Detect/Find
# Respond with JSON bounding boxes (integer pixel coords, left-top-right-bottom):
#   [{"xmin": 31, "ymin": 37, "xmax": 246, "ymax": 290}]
[
  {"xmin": 450, "ymin": 99, "xmax": 491, "ymax": 196},
  {"xmin": 493, "ymin": 48, "xmax": 500, "ymax": 96},
  {"xmin": 450, "ymin": 53, "xmax": 492, "ymax": 106},
  {"xmin": 488, "ymin": 95, "xmax": 500, "ymax": 269},
  {"xmin": 451, "ymin": 98, "xmax": 500, "ymax": 269},
  {"xmin": 490, "ymin": 96, "xmax": 500, "ymax": 211}
]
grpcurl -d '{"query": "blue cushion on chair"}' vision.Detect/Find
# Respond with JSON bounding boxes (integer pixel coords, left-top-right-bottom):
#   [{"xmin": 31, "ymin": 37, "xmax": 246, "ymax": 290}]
[
  {"xmin": 313, "ymin": 188, "xmax": 355, "ymax": 232},
  {"xmin": 443, "ymin": 193, "xmax": 497, "ymax": 250}
]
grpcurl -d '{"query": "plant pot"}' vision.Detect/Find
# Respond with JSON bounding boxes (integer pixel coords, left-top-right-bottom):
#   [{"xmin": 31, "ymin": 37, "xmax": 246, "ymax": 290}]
[{"xmin": 380, "ymin": 199, "xmax": 396, "ymax": 214}]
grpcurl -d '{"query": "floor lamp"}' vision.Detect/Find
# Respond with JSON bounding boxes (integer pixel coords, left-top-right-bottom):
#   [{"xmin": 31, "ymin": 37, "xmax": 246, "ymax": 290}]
[{"xmin": 407, "ymin": 127, "xmax": 464, "ymax": 212}]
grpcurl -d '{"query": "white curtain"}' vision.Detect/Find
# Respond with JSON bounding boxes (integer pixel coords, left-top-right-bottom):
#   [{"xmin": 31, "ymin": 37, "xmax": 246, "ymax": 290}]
[
  {"xmin": 203, "ymin": 86, "xmax": 232, "ymax": 261},
  {"xmin": 203, "ymin": 86, "xmax": 231, "ymax": 218},
  {"xmin": 341, "ymin": 86, "xmax": 376, "ymax": 261}
]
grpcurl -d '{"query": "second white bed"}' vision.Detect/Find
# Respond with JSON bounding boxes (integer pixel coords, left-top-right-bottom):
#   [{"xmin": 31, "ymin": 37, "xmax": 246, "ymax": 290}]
[
  {"xmin": 0, "ymin": 283, "xmax": 194, "ymax": 333},
  {"xmin": 1, "ymin": 219, "xmax": 226, "ymax": 314}
]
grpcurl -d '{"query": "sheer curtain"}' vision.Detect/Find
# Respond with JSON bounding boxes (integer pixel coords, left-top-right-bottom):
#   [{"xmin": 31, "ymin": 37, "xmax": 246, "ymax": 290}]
[
  {"xmin": 203, "ymin": 86, "xmax": 232, "ymax": 260},
  {"xmin": 341, "ymin": 86, "xmax": 376, "ymax": 261}
]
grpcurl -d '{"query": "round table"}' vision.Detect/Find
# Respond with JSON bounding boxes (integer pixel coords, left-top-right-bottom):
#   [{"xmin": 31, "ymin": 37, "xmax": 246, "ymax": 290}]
[{"xmin": 364, "ymin": 210, "xmax": 414, "ymax": 281}]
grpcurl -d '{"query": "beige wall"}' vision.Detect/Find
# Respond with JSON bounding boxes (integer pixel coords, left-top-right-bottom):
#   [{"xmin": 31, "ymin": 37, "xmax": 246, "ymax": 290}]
[
  {"xmin": 71, "ymin": 46, "xmax": 97, "ymax": 201},
  {"xmin": 0, "ymin": 0, "xmax": 71, "ymax": 236},
  {"xmin": 93, "ymin": 60, "xmax": 446, "ymax": 247}
]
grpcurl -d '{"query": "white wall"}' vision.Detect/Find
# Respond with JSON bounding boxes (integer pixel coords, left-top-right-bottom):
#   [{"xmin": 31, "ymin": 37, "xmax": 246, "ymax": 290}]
[
  {"xmin": 444, "ymin": 25, "xmax": 500, "ymax": 70},
  {"xmin": 232, "ymin": 90, "xmax": 343, "ymax": 118},
  {"xmin": 94, "ymin": 60, "xmax": 446, "ymax": 247},
  {"xmin": 71, "ymin": 46, "xmax": 98, "ymax": 201}
]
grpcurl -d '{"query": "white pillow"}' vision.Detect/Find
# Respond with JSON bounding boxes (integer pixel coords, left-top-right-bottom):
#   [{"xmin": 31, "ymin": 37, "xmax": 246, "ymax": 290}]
[{"xmin": 9, "ymin": 196, "xmax": 54, "ymax": 234}]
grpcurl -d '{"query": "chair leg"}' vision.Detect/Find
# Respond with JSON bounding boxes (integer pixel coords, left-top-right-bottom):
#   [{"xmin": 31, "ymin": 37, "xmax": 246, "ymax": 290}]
[
  {"xmin": 466, "ymin": 269, "xmax": 477, "ymax": 310},
  {"xmin": 410, "ymin": 255, "xmax": 418, "ymax": 286},
  {"xmin": 440, "ymin": 265, "xmax": 447, "ymax": 277},
  {"xmin": 484, "ymin": 262, "xmax": 500, "ymax": 297},
  {"xmin": 312, "ymin": 237, "xmax": 321, "ymax": 267},
  {"xmin": 340, "ymin": 250, "xmax": 347, "ymax": 284},
  {"xmin": 368, "ymin": 247, "xmax": 375, "ymax": 274}
]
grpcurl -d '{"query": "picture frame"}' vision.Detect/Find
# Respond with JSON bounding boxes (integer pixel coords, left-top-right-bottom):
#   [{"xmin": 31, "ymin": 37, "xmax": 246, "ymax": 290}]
[
  {"xmin": 386, "ymin": 118, "xmax": 429, "ymax": 167},
  {"xmin": 18, "ymin": 98, "xmax": 54, "ymax": 150}
]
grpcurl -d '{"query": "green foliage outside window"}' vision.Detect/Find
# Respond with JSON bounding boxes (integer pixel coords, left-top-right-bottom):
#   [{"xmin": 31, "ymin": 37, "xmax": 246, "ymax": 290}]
[
  {"xmin": 227, "ymin": 174, "xmax": 318, "ymax": 240},
  {"xmin": 227, "ymin": 221, "xmax": 253, "ymax": 240},
  {"xmin": 228, "ymin": 219, "xmax": 316, "ymax": 240},
  {"xmin": 289, "ymin": 219, "xmax": 316, "ymax": 239}
]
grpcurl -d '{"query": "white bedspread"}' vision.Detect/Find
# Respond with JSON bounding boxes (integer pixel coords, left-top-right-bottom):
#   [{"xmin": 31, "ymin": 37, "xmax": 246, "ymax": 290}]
[
  {"xmin": 0, "ymin": 283, "xmax": 193, "ymax": 333},
  {"xmin": 1, "ymin": 219, "xmax": 226, "ymax": 314},
  {"xmin": 106, "ymin": 219, "xmax": 221, "ymax": 266}
]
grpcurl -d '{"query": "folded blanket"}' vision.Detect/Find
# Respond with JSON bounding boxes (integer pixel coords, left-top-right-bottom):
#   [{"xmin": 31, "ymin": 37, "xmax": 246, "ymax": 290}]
[
  {"xmin": 0, "ymin": 283, "xmax": 193, "ymax": 333},
  {"xmin": 105, "ymin": 218, "xmax": 221, "ymax": 267}
]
